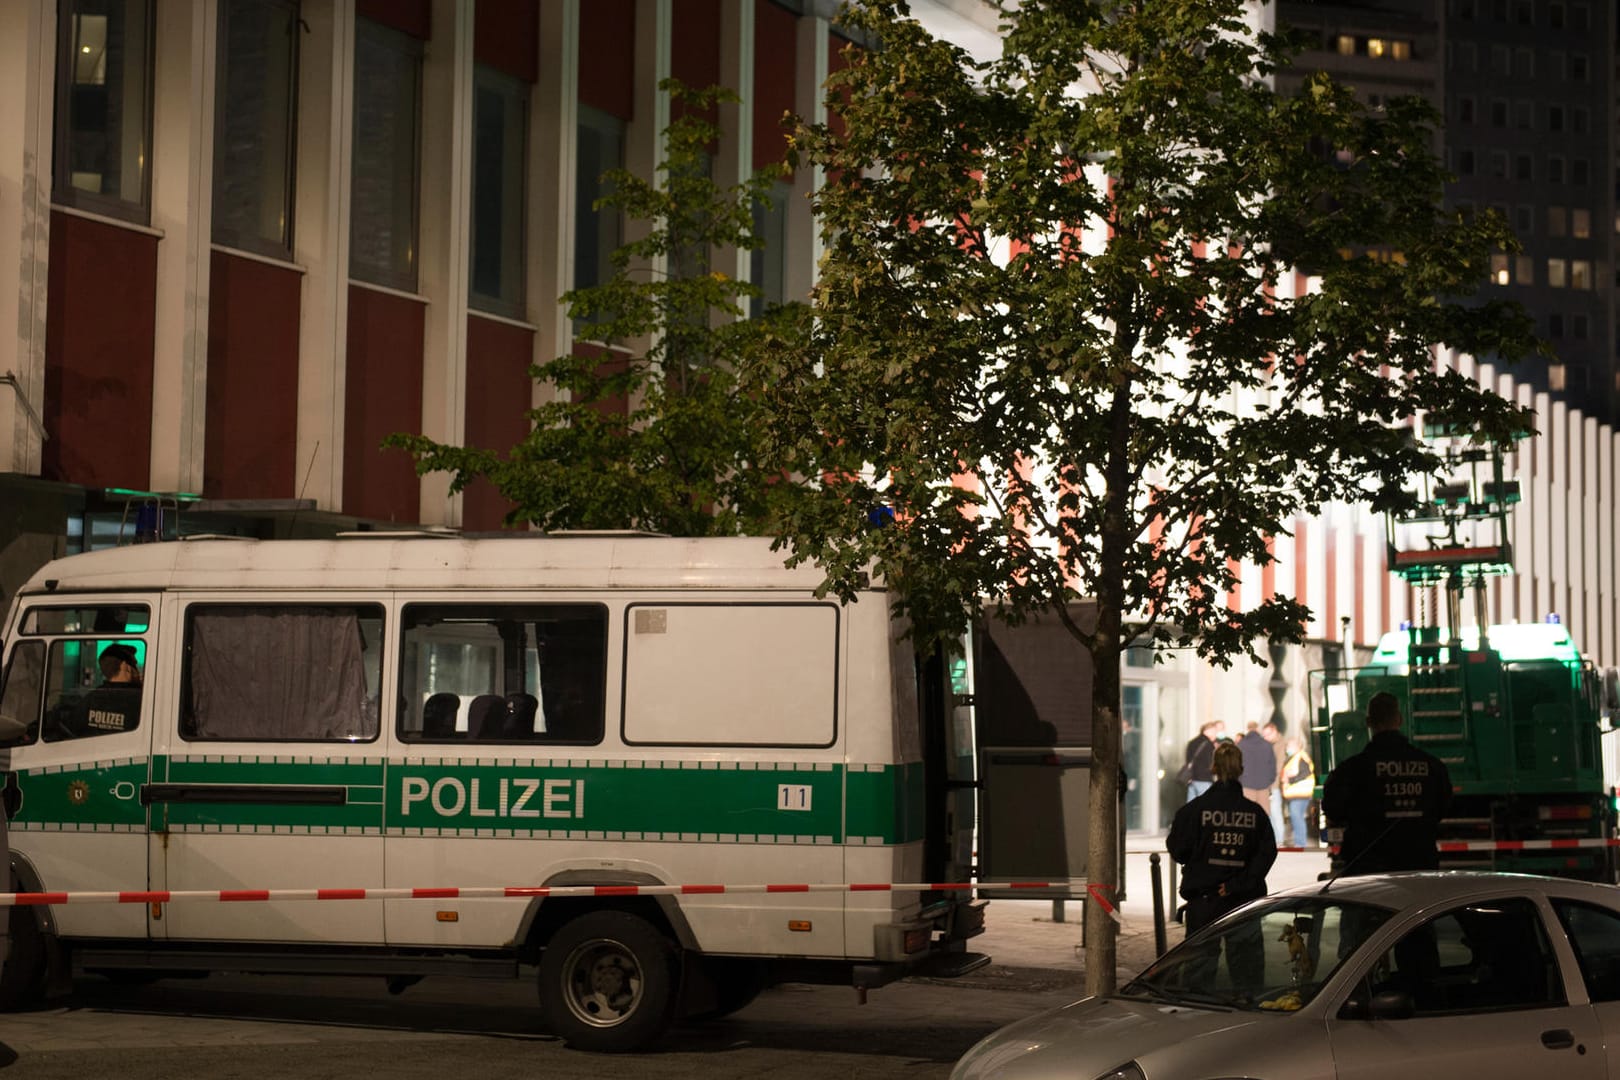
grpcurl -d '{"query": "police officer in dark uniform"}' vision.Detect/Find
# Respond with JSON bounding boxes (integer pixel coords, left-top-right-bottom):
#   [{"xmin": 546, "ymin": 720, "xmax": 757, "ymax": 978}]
[
  {"xmin": 1169, "ymin": 741, "xmax": 1278, "ymax": 933},
  {"xmin": 1321, "ymin": 690, "xmax": 1452, "ymax": 874}
]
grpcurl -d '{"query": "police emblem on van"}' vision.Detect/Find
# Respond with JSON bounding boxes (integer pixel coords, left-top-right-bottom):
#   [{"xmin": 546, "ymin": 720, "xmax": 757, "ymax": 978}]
[{"xmin": 68, "ymin": 780, "xmax": 89, "ymax": 805}]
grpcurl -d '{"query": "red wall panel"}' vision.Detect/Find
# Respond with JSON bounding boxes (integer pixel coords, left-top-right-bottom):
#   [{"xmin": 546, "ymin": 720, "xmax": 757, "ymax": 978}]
[
  {"xmin": 344, "ymin": 285, "xmax": 425, "ymax": 523},
  {"xmin": 42, "ymin": 211, "xmax": 157, "ymax": 491},
  {"xmin": 474, "ymin": 0, "xmax": 539, "ymax": 83},
  {"xmin": 580, "ymin": 0, "xmax": 635, "ymax": 120},
  {"xmin": 672, "ymin": 0, "xmax": 721, "ymax": 124},
  {"xmin": 462, "ymin": 315, "xmax": 535, "ymax": 531},
  {"xmin": 754, "ymin": 0, "xmax": 797, "ymax": 170},
  {"xmin": 204, "ymin": 252, "xmax": 300, "ymax": 500}
]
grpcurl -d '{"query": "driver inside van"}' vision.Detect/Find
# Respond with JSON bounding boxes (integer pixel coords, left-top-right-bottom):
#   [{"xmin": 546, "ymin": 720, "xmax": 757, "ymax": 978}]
[{"xmin": 80, "ymin": 642, "xmax": 142, "ymax": 736}]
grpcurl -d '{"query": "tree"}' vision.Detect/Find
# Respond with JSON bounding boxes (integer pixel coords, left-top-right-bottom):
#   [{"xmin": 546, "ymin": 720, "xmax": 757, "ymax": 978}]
[
  {"xmin": 752, "ymin": 0, "xmax": 1539, "ymax": 994},
  {"xmin": 389, "ymin": 82, "xmax": 795, "ymax": 536}
]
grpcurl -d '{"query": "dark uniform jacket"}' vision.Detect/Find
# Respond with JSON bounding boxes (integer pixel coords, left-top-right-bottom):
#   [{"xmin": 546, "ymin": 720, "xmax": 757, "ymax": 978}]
[
  {"xmin": 1167, "ymin": 780, "xmax": 1277, "ymax": 905},
  {"xmin": 1184, "ymin": 735, "xmax": 1215, "ymax": 783},
  {"xmin": 1321, "ymin": 728, "xmax": 1452, "ymax": 874}
]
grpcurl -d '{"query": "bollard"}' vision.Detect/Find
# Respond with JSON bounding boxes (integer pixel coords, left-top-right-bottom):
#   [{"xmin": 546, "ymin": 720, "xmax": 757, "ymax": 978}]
[{"xmin": 1150, "ymin": 852, "xmax": 1167, "ymax": 957}]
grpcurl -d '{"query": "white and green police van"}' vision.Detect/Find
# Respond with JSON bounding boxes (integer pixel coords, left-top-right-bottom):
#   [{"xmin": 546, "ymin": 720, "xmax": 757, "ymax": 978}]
[{"xmin": 0, "ymin": 533, "xmax": 987, "ymax": 1050}]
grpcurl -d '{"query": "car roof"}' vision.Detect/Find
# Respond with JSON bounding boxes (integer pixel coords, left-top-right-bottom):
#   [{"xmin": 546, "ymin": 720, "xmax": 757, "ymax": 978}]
[{"xmin": 1270, "ymin": 870, "xmax": 1617, "ymax": 909}]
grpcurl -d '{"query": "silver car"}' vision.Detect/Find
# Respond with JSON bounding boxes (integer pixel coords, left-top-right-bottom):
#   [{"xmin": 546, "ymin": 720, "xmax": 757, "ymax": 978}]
[{"xmin": 951, "ymin": 871, "xmax": 1620, "ymax": 1080}]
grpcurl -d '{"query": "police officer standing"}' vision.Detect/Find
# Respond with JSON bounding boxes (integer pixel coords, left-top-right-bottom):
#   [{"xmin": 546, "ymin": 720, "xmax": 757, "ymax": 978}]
[
  {"xmin": 1321, "ymin": 690, "xmax": 1452, "ymax": 874},
  {"xmin": 1168, "ymin": 741, "xmax": 1277, "ymax": 934}
]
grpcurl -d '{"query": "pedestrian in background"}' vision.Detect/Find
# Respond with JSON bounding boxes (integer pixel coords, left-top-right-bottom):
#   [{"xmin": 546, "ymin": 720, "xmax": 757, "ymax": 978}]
[
  {"xmin": 1261, "ymin": 720, "xmax": 1286, "ymax": 842},
  {"xmin": 1281, "ymin": 736, "xmax": 1315, "ymax": 847},
  {"xmin": 1237, "ymin": 721, "xmax": 1274, "ymax": 815},
  {"xmin": 1180, "ymin": 720, "xmax": 1223, "ymax": 801}
]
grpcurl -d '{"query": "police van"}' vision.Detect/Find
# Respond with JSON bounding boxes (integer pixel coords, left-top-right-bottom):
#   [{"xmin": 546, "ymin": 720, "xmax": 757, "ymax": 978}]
[{"xmin": 0, "ymin": 533, "xmax": 987, "ymax": 1050}]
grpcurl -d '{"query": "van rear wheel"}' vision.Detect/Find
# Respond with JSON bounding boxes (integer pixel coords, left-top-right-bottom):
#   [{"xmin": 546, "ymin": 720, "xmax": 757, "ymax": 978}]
[{"xmin": 538, "ymin": 910, "xmax": 678, "ymax": 1052}]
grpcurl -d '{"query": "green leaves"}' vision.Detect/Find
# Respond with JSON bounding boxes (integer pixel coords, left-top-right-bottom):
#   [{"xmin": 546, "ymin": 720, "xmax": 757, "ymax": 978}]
[{"xmin": 753, "ymin": 0, "xmax": 1538, "ymax": 667}]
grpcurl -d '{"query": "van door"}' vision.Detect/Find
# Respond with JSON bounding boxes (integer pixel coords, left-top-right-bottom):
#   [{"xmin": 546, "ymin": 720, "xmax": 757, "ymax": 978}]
[
  {"xmin": 151, "ymin": 595, "xmax": 387, "ymax": 944},
  {"xmin": 1, "ymin": 599, "xmax": 158, "ymax": 940}
]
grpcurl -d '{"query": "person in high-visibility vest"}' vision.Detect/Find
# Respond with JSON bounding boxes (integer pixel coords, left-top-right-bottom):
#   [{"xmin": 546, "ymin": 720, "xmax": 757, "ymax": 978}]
[{"xmin": 1280, "ymin": 737, "xmax": 1315, "ymax": 847}]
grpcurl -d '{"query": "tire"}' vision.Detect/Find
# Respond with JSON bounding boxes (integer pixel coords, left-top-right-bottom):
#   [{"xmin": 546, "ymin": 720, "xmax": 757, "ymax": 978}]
[
  {"xmin": 537, "ymin": 910, "xmax": 679, "ymax": 1052},
  {"xmin": 0, "ymin": 906, "xmax": 47, "ymax": 1011},
  {"xmin": 684, "ymin": 958, "xmax": 768, "ymax": 1022}
]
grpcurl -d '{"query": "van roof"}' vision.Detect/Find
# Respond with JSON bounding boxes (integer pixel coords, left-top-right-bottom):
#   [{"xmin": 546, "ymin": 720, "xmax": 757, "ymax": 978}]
[{"xmin": 18, "ymin": 535, "xmax": 859, "ymax": 595}]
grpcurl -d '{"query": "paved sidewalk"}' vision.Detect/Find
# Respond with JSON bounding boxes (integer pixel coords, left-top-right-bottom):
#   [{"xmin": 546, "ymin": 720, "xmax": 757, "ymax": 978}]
[{"xmin": 970, "ymin": 847, "xmax": 1332, "ymax": 982}]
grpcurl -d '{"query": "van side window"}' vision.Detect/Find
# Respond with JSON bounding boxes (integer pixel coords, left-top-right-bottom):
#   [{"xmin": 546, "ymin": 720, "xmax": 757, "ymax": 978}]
[
  {"xmin": 399, "ymin": 603, "xmax": 607, "ymax": 744},
  {"xmin": 41, "ymin": 639, "xmax": 147, "ymax": 743},
  {"xmin": 180, "ymin": 604, "xmax": 384, "ymax": 742},
  {"xmin": 0, "ymin": 641, "xmax": 45, "ymax": 746}
]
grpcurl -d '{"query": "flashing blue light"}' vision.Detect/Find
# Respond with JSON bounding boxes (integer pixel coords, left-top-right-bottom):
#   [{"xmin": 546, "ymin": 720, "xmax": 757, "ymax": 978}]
[
  {"xmin": 1545, "ymin": 612, "xmax": 1562, "ymax": 625},
  {"xmin": 866, "ymin": 505, "xmax": 895, "ymax": 528},
  {"xmin": 1399, "ymin": 620, "xmax": 1412, "ymax": 630},
  {"xmin": 133, "ymin": 502, "xmax": 162, "ymax": 544}
]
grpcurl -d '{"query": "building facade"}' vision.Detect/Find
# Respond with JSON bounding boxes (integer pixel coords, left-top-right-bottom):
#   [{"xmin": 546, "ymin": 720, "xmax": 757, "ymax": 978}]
[{"xmin": 3, "ymin": 0, "xmax": 1620, "ymax": 838}]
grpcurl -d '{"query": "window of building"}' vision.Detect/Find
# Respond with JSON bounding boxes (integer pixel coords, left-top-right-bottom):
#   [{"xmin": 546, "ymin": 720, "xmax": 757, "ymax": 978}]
[
  {"xmin": 1515, "ymin": 155, "xmax": 1532, "ymax": 181},
  {"xmin": 1571, "ymin": 260, "xmax": 1591, "ymax": 289},
  {"xmin": 1551, "ymin": 51, "xmax": 1567, "ymax": 79},
  {"xmin": 1573, "ymin": 107, "xmax": 1589, "ymax": 134},
  {"xmin": 1490, "ymin": 44, "xmax": 1510, "ymax": 75},
  {"xmin": 1515, "ymin": 48, "xmax": 1534, "ymax": 77},
  {"xmin": 1490, "ymin": 99, "xmax": 1508, "ymax": 127},
  {"xmin": 1572, "ymin": 3, "xmax": 1590, "ymax": 31},
  {"xmin": 750, "ymin": 180, "xmax": 791, "ymax": 318},
  {"xmin": 1515, "ymin": 1, "xmax": 1533, "ymax": 23},
  {"xmin": 1548, "ymin": 257, "xmax": 1568, "ymax": 287},
  {"xmin": 212, "ymin": 0, "xmax": 299, "ymax": 259},
  {"xmin": 469, "ymin": 66, "xmax": 528, "ymax": 318},
  {"xmin": 1572, "ymin": 207, "xmax": 1591, "ymax": 238},
  {"xmin": 1573, "ymin": 314, "xmax": 1589, "ymax": 339},
  {"xmin": 53, "ymin": 0, "xmax": 154, "ymax": 225},
  {"xmin": 1548, "ymin": 105, "xmax": 1564, "ymax": 131},
  {"xmin": 349, "ymin": 18, "xmax": 422, "ymax": 292},
  {"xmin": 1514, "ymin": 255, "xmax": 1533, "ymax": 284},
  {"xmin": 1456, "ymin": 149, "xmax": 1476, "ymax": 175},
  {"xmin": 1455, "ymin": 0, "xmax": 1476, "ymax": 17},
  {"xmin": 1514, "ymin": 205, "xmax": 1533, "ymax": 235},
  {"xmin": 1459, "ymin": 42, "xmax": 1477, "ymax": 70},
  {"xmin": 1491, "ymin": 253, "xmax": 1510, "ymax": 285},
  {"xmin": 1489, "ymin": 150, "xmax": 1508, "ymax": 178},
  {"xmin": 1457, "ymin": 96, "xmax": 1475, "ymax": 124},
  {"xmin": 1514, "ymin": 100, "xmax": 1533, "ymax": 129},
  {"xmin": 398, "ymin": 603, "xmax": 608, "ymax": 744},
  {"xmin": 180, "ymin": 604, "xmax": 384, "ymax": 741},
  {"xmin": 574, "ymin": 105, "xmax": 626, "ymax": 310},
  {"xmin": 1571, "ymin": 53, "xmax": 1589, "ymax": 82},
  {"xmin": 1572, "ymin": 159, "xmax": 1589, "ymax": 185},
  {"xmin": 1549, "ymin": 2, "xmax": 1565, "ymax": 29},
  {"xmin": 1367, "ymin": 37, "xmax": 1387, "ymax": 58},
  {"xmin": 1336, "ymin": 34, "xmax": 1355, "ymax": 56},
  {"xmin": 1549, "ymin": 313, "xmax": 1565, "ymax": 338},
  {"xmin": 1549, "ymin": 206, "xmax": 1567, "ymax": 236},
  {"xmin": 1391, "ymin": 40, "xmax": 1411, "ymax": 61},
  {"xmin": 1548, "ymin": 156, "xmax": 1565, "ymax": 183}
]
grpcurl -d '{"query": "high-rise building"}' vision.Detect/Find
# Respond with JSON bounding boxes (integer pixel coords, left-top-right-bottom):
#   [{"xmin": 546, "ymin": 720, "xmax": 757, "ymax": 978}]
[{"xmin": 1276, "ymin": 0, "xmax": 1617, "ymax": 422}]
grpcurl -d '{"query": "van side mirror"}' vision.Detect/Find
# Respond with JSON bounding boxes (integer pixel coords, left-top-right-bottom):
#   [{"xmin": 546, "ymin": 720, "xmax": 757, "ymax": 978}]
[{"xmin": 0, "ymin": 712, "xmax": 29, "ymax": 746}]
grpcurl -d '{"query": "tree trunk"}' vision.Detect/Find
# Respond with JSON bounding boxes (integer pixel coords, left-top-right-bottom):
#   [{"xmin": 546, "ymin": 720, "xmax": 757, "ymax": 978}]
[{"xmin": 1085, "ymin": 636, "xmax": 1122, "ymax": 997}]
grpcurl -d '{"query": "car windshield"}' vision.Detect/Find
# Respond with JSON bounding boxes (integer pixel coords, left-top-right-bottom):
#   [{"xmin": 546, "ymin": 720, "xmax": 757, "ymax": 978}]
[{"xmin": 1120, "ymin": 897, "xmax": 1395, "ymax": 1012}]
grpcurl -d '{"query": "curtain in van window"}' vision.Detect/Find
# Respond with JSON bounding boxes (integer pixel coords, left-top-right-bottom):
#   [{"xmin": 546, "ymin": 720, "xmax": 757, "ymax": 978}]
[{"xmin": 188, "ymin": 607, "xmax": 373, "ymax": 740}]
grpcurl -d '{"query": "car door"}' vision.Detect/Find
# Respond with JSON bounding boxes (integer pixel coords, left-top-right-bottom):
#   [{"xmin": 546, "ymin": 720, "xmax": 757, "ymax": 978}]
[
  {"xmin": 1327, "ymin": 896, "xmax": 1606, "ymax": 1080},
  {"xmin": 1546, "ymin": 896, "xmax": 1620, "ymax": 1080}
]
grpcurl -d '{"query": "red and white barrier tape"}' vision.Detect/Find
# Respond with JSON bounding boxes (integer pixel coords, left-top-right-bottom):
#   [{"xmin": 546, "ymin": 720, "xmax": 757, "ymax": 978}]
[
  {"xmin": 1436, "ymin": 837, "xmax": 1620, "ymax": 853},
  {"xmin": 0, "ymin": 880, "xmax": 1080, "ymax": 909}
]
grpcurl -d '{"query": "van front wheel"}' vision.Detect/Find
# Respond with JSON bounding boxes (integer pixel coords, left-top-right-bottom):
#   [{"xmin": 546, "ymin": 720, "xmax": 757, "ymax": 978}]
[{"xmin": 538, "ymin": 911, "xmax": 678, "ymax": 1052}]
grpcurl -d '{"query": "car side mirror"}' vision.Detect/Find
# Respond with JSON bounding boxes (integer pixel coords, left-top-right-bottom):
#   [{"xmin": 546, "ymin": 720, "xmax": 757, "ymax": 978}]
[{"xmin": 1368, "ymin": 989, "xmax": 1414, "ymax": 1020}]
